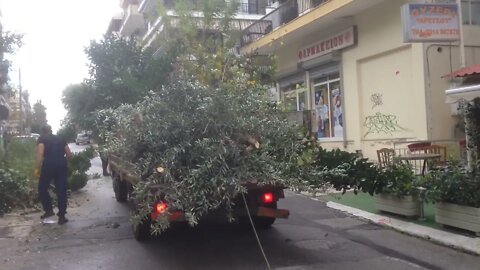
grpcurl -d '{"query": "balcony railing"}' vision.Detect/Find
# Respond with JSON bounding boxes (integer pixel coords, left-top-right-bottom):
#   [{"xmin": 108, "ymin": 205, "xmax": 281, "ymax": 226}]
[
  {"xmin": 240, "ymin": 0, "xmax": 330, "ymax": 47},
  {"xmin": 237, "ymin": 2, "xmax": 267, "ymax": 15}
]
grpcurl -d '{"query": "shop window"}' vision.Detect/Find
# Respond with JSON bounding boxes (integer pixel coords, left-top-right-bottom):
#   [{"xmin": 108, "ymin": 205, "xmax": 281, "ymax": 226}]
[
  {"xmin": 281, "ymin": 83, "xmax": 308, "ymax": 112},
  {"xmin": 312, "ymin": 74, "xmax": 343, "ymax": 139}
]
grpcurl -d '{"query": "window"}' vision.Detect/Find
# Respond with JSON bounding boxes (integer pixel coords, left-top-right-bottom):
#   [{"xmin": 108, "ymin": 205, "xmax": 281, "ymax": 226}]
[
  {"xmin": 281, "ymin": 83, "xmax": 307, "ymax": 112},
  {"xmin": 312, "ymin": 73, "xmax": 343, "ymax": 139},
  {"xmin": 439, "ymin": 0, "xmax": 480, "ymax": 25},
  {"xmin": 462, "ymin": 0, "xmax": 480, "ymax": 25}
]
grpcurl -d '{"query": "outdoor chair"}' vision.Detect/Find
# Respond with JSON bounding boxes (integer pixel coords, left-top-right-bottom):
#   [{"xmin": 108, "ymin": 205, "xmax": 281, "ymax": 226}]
[
  {"xmin": 426, "ymin": 144, "xmax": 447, "ymax": 167},
  {"xmin": 376, "ymin": 148, "xmax": 396, "ymax": 168},
  {"xmin": 407, "ymin": 142, "xmax": 432, "ymax": 153}
]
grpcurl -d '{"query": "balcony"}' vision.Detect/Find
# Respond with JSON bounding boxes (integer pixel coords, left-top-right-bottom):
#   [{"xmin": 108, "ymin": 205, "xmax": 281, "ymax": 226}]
[
  {"xmin": 119, "ymin": 0, "xmax": 139, "ymax": 9},
  {"xmin": 237, "ymin": 2, "xmax": 268, "ymax": 15},
  {"xmin": 240, "ymin": 0, "xmax": 387, "ymax": 54},
  {"xmin": 139, "ymin": 0, "xmax": 156, "ymax": 13},
  {"xmin": 240, "ymin": 0, "xmax": 331, "ymax": 48},
  {"xmin": 107, "ymin": 13, "xmax": 123, "ymax": 34},
  {"xmin": 119, "ymin": 4, "xmax": 145, "ymax": 37}
]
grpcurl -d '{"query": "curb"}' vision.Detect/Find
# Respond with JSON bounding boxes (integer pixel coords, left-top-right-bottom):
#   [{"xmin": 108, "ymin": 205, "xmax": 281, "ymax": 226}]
[{"xmin": 326, "ymin": 201, "xmax": 480, "ymax": 256}]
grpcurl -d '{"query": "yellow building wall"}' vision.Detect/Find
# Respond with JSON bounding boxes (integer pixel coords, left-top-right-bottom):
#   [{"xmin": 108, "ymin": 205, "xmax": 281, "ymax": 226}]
[
  {"xmin": 274, "ymin": 0, "xmax": 480, "ymax": 161},
  {"xmin": 425, "ymin": 25, "xmax": 480, "ymax": 146}
]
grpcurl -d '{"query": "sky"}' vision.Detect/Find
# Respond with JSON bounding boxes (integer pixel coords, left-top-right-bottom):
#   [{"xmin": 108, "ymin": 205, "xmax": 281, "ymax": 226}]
[{"xmin": 1, "ymin": 0, "xmax": 121, "ymax": 132}]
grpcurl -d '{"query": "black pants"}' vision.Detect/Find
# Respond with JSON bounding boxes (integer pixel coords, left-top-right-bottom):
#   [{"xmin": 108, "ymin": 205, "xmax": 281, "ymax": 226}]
[{"xmin": 38, "ymin": 165, "xmax": 68, "ymax": 216}]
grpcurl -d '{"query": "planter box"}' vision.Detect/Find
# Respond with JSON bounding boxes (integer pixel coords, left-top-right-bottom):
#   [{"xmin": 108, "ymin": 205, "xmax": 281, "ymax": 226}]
[
  {"xmin": 374, "ymin": 194, "xmax": 421, "ymax": 217},
  {"xmin": 435, "ymin": 202, "xmax": 480, "ymax": 236}
]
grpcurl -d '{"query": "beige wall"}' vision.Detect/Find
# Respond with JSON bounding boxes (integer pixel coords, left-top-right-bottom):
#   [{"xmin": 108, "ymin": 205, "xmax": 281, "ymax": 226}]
[
  {"xmin": 425, "ymin": 25, "xmax": 480, "ymax": 143},
  {"xmin": 274, "ymin": 0, "xmax": 480, "ymax": 161}
]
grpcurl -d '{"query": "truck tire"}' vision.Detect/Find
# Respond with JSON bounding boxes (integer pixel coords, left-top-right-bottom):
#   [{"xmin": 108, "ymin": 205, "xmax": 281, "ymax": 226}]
[
  {"xmin": 133, "ymin": 218, "xmax": 151, "ymax": 242},
  {"xmin": 113, "ymin": 174, "xmax": 128, "ymax": 202},
  {"xmin": 241, "ymin": 202, "xmax": 277, "ymax": 230},
  {"xmin": 252, "ymin": 217, "xmax": 276, "ymax": 230}
]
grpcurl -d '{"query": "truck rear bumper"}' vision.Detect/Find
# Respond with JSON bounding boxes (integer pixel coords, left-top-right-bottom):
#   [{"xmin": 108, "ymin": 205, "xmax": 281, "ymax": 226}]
[
  {"xmin": 256, "ymin": 207, "xmax": 290, "ymax": 219},
  {"xmin": 151, "ymin": 207, "xmax": 289, "ymax": 222}
]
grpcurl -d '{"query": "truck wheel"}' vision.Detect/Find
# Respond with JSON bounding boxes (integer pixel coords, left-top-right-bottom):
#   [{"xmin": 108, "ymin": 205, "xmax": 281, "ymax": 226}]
[
  {"xmin": 133, "ymin": 218, "xmax": 151, "ymax": 242},
  {"xmin": 253, "ymin": 217, "xmax": 276, "ymax": 230},
  {"xmin": 113, "ymin": 175, "xmax": 128, "ymax": 202}
]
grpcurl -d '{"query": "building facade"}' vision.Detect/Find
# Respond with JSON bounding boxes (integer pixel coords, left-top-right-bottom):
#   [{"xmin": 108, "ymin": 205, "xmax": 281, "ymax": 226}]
[
  {"xmin": 240, "ymin": 0, "xmax": 480, "ymax": 160},
  {"xmin": 108, "ymin": 0, "xmax": 270, "ymax": 54}
]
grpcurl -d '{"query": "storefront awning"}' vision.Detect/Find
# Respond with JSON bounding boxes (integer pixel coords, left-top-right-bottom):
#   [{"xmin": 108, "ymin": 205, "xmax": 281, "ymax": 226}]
[
  {"xmin": 445, "ymin": 84, "xmax": 480, "ymax": 103},
  {"xmin": 442, "ymin": 64, "xmax": 480, "ymax": 79}
]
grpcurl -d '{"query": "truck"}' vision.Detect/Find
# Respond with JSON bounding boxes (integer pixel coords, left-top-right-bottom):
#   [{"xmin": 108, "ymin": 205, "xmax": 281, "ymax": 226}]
[{"xmin": 108, "ymin": 155, "xmax": 290, "ymax": 241}]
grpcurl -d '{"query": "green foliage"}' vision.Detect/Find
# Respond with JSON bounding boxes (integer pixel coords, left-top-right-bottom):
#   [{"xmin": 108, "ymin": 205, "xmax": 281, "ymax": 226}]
[
  {"xmin": 0, "ymin": 29, "xmax": 23, "ymax": 95},
  {"xmin": 303, "ymin": 147, "xmax": 379, "ymax": 195},
  {"xmin": 61, "ymin": 83, "xmax": 97, "ymax": 129},
  {"xmin": 68, "ymin": 172, "xmax": 89, "ymax": 192},
  {"xmin": 92, "ymin": 2, "xmax": 307, "ymax": 234},
  {"xmin": 0, "ymin": 138, "xmax": 36, "ymax": 214},
  {"xmin": 56, "ymin": 119, "xmax": 76, "ymax": 142},
  {"xmin": 67, "ymin": 147, "xmax": 95, "ymax": 191},
  {"xmin": 422, "ymin": 161, "xmax": 480, "ymax": 208},
  {"xmin": 304, "ymin": 147, "xmax": 418, "ymax": 197},
  {"xmin": 464, "ymin": 101, "xmax": 480, "ymax": 162},
  {"xmin": 30, "ymin": 101, "xmax": 48, "ymax": 134},
  {"xmin": 5, "ymin": 137, "xmax": 36, "ymax": 179},
  {"xmin": 374, "ymin": 163, "xmax": 418, "ymax": 197},
  {"xmin": 0, "ymin": 168, "xmax": 33, "ymax": 214},
  {"xmin": 104, "ymin": 64, "xmax": 309, "ymax": 230}
]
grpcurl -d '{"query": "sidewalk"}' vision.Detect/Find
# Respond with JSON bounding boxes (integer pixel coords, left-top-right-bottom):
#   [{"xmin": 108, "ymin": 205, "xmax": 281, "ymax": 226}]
[{"xmin": 296, "ymin": 191, "xmax": 480, "ymax": 256}]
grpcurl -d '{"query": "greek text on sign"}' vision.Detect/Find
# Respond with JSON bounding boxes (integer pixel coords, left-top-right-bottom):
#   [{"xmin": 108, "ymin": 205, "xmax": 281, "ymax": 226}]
[
  {"xmin": 298, "ymin": 27, "xmax": 355, "ymax": 62},
  {"xmin": 401, "ymin": 3, "xmax": 460, "ymax": 42}
]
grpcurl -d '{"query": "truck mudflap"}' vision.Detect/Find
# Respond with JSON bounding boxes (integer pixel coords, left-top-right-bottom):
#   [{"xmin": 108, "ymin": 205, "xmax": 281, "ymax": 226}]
[{"xmin": 256, "ymin": 207, "xmax": 290, "ymax": 219}]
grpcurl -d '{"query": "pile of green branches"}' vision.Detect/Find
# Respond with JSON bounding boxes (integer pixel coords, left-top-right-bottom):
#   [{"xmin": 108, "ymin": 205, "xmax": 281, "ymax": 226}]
[{"xmin": 101, "ymin": 55, "xmax": 319, "ymax": 232}]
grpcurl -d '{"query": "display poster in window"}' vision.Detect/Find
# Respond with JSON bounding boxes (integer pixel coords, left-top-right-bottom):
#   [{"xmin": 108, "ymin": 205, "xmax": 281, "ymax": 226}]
[{"xmin": 331, "ymin": 88, "xmax": 343, "ymax": 138}]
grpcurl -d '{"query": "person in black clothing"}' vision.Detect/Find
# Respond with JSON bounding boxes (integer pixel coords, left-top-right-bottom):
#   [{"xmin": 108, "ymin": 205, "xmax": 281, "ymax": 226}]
[{"xmin": 35, "ymin": 125, "xmax": 72, "ymax": 225}]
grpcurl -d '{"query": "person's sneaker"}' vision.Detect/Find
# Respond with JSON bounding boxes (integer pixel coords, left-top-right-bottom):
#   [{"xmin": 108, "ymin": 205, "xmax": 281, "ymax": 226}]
[
  {"xmin": 58, "ymin": 216, "xmax": 69, "ymax": 225},
  {"xmin": 40, "ymin": 211, "xmax": 55, "ymax": 219}
]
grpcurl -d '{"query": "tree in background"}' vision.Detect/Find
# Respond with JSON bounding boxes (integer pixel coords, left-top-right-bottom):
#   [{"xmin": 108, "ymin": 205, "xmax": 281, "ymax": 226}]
[
  {"xmin": 61, "ymin": 83, "xmax": 96, "ymax": 130},
  {"xmin": 56, "ymin": 117, "xmax": 76, "ymax": 142},
  {"xmin": 62, "ymin": 34, "xmax": 177, "ymax": 132},
  {"xmin": 30, "ymin": 101, "xmax": 47, "ymax": 134}
]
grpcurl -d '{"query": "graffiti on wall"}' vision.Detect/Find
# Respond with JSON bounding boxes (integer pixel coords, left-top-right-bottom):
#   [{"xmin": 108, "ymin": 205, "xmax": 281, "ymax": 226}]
[
  {"xmin": 363, "ymin": 93, "xmax": 409, "ymax": 137},
  {"xmin": 363, "ymin": 112, "xmax": 409, "ymax": 137}
]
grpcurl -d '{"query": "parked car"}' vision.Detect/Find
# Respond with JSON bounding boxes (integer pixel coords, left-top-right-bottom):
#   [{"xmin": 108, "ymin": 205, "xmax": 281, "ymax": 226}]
[{"xmin": 75, "ymin": 133, "xmax": 91, "ymax": 145}]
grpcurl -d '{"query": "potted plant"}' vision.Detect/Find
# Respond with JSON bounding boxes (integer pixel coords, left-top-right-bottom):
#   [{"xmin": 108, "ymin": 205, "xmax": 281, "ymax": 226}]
[
  {"xmin": 423, "ymin": 162, "xmax": 480, "ymax": 235},
  {"xmin": 372, "ymin": 163, "xmax": 422, "ymax": 218}
]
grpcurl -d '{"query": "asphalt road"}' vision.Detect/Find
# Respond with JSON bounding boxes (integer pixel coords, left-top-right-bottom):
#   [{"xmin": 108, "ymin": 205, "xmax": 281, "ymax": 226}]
[{"xmin": 0, "ymin": 144, "xmax": 479, "ymax": 270}]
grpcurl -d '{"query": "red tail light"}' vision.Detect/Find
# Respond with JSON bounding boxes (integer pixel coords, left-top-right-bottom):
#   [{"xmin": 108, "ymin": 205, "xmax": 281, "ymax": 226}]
[
  {"xmin": 262, "ymin": 193, "xmax": 274, "ymax": 203},
  {"xmin": 154, "ymin": 202, "xmax": 168, "ymax": 214}
]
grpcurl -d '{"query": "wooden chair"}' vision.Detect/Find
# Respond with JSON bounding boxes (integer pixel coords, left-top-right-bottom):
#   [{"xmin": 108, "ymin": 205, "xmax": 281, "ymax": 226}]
[
  {"xmin": 407, "ymin": 142, "xmax": 432, "ymax": 153},
  {"xmin": 377, "ymin": 148, "xmax": 396, "ymax": 168},
  {"xmin": 426, "ymin": 144, "xmax": 447, "ymax": 166}
]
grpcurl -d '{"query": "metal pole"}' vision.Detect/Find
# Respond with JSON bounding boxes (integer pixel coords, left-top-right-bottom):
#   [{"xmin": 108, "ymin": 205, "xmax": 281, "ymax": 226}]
[
  {"xmin": 456, "ymin": 0, "xmax": 473, "ymax": 168},
  {"xmin": 18, "ymin": 68, "xmax": 22, "ymax": 135},
  {"xmin": 457, "ymin": 0, "xmax": 466, "ymax": 69}
]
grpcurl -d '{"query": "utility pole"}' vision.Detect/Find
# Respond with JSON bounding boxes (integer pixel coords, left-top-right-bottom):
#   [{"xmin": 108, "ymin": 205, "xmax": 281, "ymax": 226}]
[{"xmin": 18, "ymin": 68, "xmax": 22, "ymax": 135}]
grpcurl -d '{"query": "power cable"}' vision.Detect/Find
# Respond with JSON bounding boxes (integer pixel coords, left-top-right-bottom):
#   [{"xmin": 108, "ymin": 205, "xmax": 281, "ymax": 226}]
[{"xmin": 241, "ymin": 193, "xmax": 272, "ymax": 270}]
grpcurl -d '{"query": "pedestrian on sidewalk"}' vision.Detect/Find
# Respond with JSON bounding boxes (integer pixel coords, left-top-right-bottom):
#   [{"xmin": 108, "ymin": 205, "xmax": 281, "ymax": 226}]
[{"xmin": 34, "ymin": 124, "xmax": 73, "ymax": 225}]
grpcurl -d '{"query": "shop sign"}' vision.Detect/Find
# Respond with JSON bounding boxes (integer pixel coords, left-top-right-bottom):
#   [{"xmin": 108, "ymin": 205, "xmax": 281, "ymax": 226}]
[
  {"xmin": 401, "ymin": 3, "xmax": 460, "ymax": 42},
  {"xmin": 298, "ymin": 27, "xmax": 355, "ymax": 63}
]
